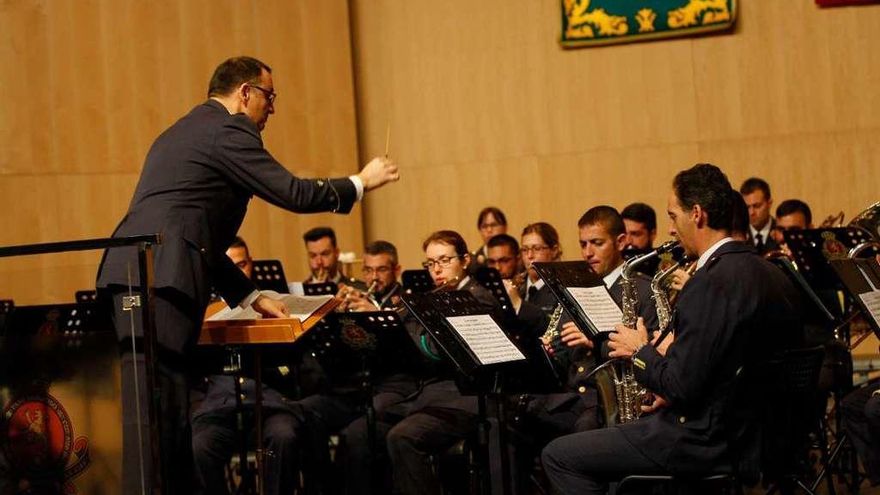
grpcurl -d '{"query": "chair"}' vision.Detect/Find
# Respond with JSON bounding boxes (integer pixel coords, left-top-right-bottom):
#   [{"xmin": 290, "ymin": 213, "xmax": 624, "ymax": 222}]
[{"xmin": 760, "ymin": 346, "xmax": 826, "ymax": 495}]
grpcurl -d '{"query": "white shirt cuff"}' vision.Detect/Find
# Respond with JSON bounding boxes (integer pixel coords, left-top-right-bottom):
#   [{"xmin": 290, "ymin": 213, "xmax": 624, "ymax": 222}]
[
  {"xmin": 349, "ymin": 175, "xmax": 364, "ymax": 202},
  {"xmin": 239, "ymin": 289, "xmax": 261, "ymax": 309}
]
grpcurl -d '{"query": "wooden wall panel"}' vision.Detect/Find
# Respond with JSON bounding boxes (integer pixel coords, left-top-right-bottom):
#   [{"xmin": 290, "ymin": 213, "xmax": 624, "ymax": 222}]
[
  {"xmin": 0, "ymin": 0, "xmax": 364, "ymax": 305},
  {"xmin": 350, "ymin": 0, "xmax": 880, "ymax": 271}
]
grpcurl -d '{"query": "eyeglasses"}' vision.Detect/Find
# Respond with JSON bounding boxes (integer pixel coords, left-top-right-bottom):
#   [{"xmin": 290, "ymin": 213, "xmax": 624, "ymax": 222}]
[
  {"xmin": 521, "ymin": 245, "xmax": 550, "ymax": 254},
  {"xmin": 422, "ymin": 255, "xmax": 461, "ymax": 270},
  {"xmin": 479, "ymin": 222, "xmax": 503, "ymax": 231},
  {"xmin": 362, "ymin": 266, "xmax": 393, "ymax": 275},
  {"xmin": 487, "ymin": 256, "xmax": 515, "ymax": 265},
  {"xmin": 249, "ymin": 84, "xmax": 277, "ymax": 105}
]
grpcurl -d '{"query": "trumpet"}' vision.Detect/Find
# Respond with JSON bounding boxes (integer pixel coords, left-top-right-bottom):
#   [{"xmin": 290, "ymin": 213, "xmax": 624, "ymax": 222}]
[{"xmin": 338, "ymin": 279, "xmax": 380, "ymax": 312}]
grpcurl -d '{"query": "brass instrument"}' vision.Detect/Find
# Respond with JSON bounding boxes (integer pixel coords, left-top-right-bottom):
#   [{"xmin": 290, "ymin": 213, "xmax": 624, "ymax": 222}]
[
  {"xmin": 820, "ymin": 211, "xmax": 846, "ymax": 228},
  {"xmin": 591, "ymin": 240, "xmax": 679, "ymax": 425}
]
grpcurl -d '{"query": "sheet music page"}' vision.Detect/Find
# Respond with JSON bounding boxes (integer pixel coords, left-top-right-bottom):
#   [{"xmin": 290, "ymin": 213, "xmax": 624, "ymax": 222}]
[
  {"xmin": 445, "ymin": 314, "xmax": 526, "ymax": 365},
  {"xmin": 859, "ymin": 290, "xmax": 880, "ymax": 330},
  {"xmin": 206, "ymin": 290, "xmax": 333, "ymax": 322},
  {"xmin": 565, "ymin": 286, "xmax": 623, "ymax": 333}
]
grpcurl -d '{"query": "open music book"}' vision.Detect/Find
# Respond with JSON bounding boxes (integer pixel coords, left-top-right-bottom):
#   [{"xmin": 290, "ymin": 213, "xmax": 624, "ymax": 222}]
[{"xmin": 206, "ymin": 290, "xmax": 335, "ymax": 322}]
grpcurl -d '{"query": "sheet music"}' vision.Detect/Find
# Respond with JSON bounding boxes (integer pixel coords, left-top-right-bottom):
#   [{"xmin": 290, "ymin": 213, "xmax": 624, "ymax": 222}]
[
  {"xmin": 859, "ymin": 290, "xmax": 880, "ymax": 330},
  {"xmin": 445, "ymin": 314, "xmax": 526, "ymax": 365},
  {"xmin": 206, "ymin": 290, "xmax": 333, "ymax": 322},
  {"xmin": 565, "ymin": 286, "xmax": 623, "ymax": 333}
]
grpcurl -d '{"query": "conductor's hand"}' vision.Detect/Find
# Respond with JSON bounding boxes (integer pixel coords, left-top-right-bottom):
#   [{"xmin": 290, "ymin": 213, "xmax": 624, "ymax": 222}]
[
  {"xmin": 251, "ymin": 295, "xmax": 290, "ymax": 319},
  {"xmin": 358, "ymin": 157, "xmax": 400, "ymax": 191},
  {"xmin": 608, "ymin": 317, "xmax": 649, "ymax": 359}
]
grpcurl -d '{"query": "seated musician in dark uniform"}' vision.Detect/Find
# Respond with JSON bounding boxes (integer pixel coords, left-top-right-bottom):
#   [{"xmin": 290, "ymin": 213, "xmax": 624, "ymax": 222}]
[
  {"xmin": 621, "ymin": 202, "xmax": 661, "ymax": 277},
  {"xmin": 471, "ymin": 207, "xmax": 509, "ymax": 271},
  {"xmin": 381, "ymin": 230, "xmax": 505, "ymax": 495},
  {"xmin": 509, "ymin": 208, "xmax": 658, "ymax": 492},
  {"xmin": 542, "ymin": 163, "xmax": 804, "ymax": 494},
  {"xmin": 485, "ymin": 233, "xmax": 522, "ymax": 280},
  {"xmin": 191, "ymin": 236, "xmax": 308, "ymax": 495},
  {"xmin": 337, "ymin": 240, "xmax": 403, "ymax": 312},
  {"xmin": 519, "ymin": 222, "xmax": 565, "ymax": 314}
]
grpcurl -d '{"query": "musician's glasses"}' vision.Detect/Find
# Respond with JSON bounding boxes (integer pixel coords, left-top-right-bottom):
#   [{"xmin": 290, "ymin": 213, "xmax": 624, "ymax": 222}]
[
  {"xmin": 363, "ymin": 266, "xmax": 393, "ymax": 275},
  {"xmin": 422, "ymin": 255, "xmax": 461, "ymax": 270},
  {"xmin": 521, "ymin": 245, "xmax": 550, "ymax": 254}
]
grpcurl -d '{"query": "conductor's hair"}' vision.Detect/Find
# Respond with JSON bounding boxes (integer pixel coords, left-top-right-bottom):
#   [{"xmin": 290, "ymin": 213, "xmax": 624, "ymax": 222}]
[{"xmin": 208, "ymin": 56, "xmax": 272, "ymax": 98}]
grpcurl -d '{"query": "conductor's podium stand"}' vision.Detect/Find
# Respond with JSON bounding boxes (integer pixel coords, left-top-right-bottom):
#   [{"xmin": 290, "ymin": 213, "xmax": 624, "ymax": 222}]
[{"xmin": 0, "ymin": 301, "xmax": 122, "ymax": 494}]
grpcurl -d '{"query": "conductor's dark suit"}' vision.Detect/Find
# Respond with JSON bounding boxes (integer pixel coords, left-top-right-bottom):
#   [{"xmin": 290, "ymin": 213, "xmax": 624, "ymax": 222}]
[
  {"xmin": 96, "ymin": 99, "xmax": 358, "ymax": 494},
  {"xmin": 542, "ymin": 240, "xmax": 803, "ymax": 494}
]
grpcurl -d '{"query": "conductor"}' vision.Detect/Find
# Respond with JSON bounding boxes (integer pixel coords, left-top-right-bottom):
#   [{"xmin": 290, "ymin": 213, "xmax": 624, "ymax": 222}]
[{"xmin": 96, "ymin": 56, "xmax": 399, "ymax": 494}]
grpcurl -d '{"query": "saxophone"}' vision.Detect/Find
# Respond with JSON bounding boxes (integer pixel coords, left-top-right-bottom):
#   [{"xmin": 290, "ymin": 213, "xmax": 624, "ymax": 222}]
[
  {"xmin": 651, "ymin": 259, "xmax": 681, "ymax": 334},
  {"xmin": 593, "ymin": 240, "xmax": 679, "ymax": 424},
  {"xmin": 541, "ymin": 304, "xmax": 566, "ymax": 357}
]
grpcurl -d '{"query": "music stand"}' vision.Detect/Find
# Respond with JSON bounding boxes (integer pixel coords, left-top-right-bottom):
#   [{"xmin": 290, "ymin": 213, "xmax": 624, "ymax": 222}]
[
  {"xmin": 530, "ymin": 261, "xmax": 617, "ymax": 340},
  {"xmin": 251, "ymin": 259, "xmax": 289, "ymax": 293},
  {"xmin": 784, "ymin": 227, "xmax": 875, "ymax": 290},
  {"xmin": 402, "ymin": 290, "xmax": 527, "ymax": 495},
  {"xmin": 199, "ymin": 298, "xmax": 339, "ymax": 495},
  {"xmin": 473, "ymin": 266, "xmax": 516, "ymax": 316},
  {"xmin": 766, "ymin": 256, "xmax": 837, "ymax": 324},
  {"xmin": 303, "ymin": 281, "xmax": 337, "ymax": 296},
  {"xmin": 402, "ymin": 269, "xmax": 434, "ymax": 294},
  {"xmin": 830, "ymin": 258, "xmax": 880, "ymax": 340},
  {"xmin": 74, "ymin": 290, "xmax": 97, "ymax": 303}
]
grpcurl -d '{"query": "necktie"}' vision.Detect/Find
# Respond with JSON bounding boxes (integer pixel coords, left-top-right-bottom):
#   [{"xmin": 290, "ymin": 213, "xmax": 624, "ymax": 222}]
[
  {"xmin": 755, "ymin": 233, "xmax": 764, "ymax": 251},
  {"xmin": 527, "ymin": 286, "xmax": 538, "ymax": 301}
]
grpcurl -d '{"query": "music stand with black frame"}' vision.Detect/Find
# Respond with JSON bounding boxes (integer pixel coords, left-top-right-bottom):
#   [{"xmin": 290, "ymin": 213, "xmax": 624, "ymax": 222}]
[
  {"xmin": 401, "ymin": 290, "xmax": 530, "ymax": 495},
  {"xmin": 251, "ymin": 259, "xmax": 289, "ymax": 294},
  {"xmin": 306, "ymin": 309, "xmax": 424, "ymax": 492},
  {"xmin": 402, "ymin": 269, "xmax": 434, "ymax": 294},
  {"xmin": 810, "ymin": 257, "xmax": 880, "ymax": 494}
]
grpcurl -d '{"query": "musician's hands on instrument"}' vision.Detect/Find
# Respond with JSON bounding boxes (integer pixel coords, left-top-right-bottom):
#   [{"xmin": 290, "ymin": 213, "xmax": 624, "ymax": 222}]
[
  {"xmin": 640, "ymin": 394, "xmax": 668, "ymax": 414},
  {"xmin": 503, "ymin": 279, "xmax": 523, "ymax": 314},
  {"xmin": 651, "ymin": 330, "xmax": 673, "ymax": 356},
  {"xmin": 251, "ymin": 295, "xmax": 290, "ymax": 318},
  {"xmin": 358, "ymin": 156, "xmax": 400, "ymax": 191},
  {"xmin": 608, "ymin": 317, "xmax": 649, "ymax": 359},
  {"xmin": 669, "ymin": 268, "xmax": 691, "ymax": 291},
  {"xmin": 559, "ymin": 321, "xmax": 592, "ymax": 349}
]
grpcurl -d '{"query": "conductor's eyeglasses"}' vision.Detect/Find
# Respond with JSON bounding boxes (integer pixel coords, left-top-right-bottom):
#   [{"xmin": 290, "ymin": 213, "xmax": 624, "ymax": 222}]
[{"xmin": 249, "ymin": 85, "xmax": 277, "ymax": 105}]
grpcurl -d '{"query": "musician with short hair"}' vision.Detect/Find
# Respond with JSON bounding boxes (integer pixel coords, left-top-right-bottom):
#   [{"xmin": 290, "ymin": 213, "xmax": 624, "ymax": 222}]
[
  {"xmin": 520, "ymin": 222, "xmax": 564, "ymax": 314},
  {"xmin": 771, "ymin": 199, "xmax": 813, "ymax": 247},
  {"xmin": 338, "ymin": 240, "xmax": 403, "ymax": 312},
  {"xmin": 740, "ymin": 177, "xmax": 778, "ymax": 254},
  {"xmin": 384, "ymin": 230, "xmax": 504, "ymax": 495},
  {"xmin": 302, "ymin": 226, "xmax": 344, "ymax": 284},
  {"xmin": 542, "ymin": 164, "xmax": 804, "ymax": 494},
  {"xmin": 621, "ymin": 202, "xmax": 661, "ymax": 276},
  {"xmin": 486, "ymin": 233, "xmax": 522, "ymax": 280}
]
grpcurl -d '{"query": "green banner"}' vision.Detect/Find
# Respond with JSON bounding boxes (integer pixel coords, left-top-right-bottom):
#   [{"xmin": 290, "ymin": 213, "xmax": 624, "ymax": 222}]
[{"xmin": 561, "ymin": 0, "xmax": 737, "ymax": 48}]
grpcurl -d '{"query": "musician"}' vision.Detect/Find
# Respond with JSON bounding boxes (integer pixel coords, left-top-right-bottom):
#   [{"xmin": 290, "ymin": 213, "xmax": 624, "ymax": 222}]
[
  {"xmin": 301, "ymin": 226, "xmax": 348, "ymax": 285},
  {"xmin": 486, "ymin": 233, "xmax": 522, "ymax": 280},
  {"xmin": 225, "ymin": 236, "xmax": 253, "ymax": 277},
  {"xmin": 621, "ymin": 203, "xmax": 661, "ymax": 277},
  {"xmin": 338, "ymin": 240, "xmax": 403, "ymax": 312},
  {"xmin": 542, "ymin": 163, "xmax": 804, "ymax": 494},
  {"xmin": 95, "ymin": 56, "xmax": 399, "ymax": 493},
  {"xmin": 471, "ymin": 206, "xmax": 508, "ymax": 270},
  {"xmin": 520, "ymin": 222, "xmax": 564, "ymax": 313},
  {"xmin": 384, "ymin": 230, "xmax": 504, "ymax": 495},
  {"xmin": 842, "ymin": 381, "xmax": 880, "ymax": 486},
  {"xmin": 191, "ymin": 236, "xmax": 303, "ymax": 495},
  {"xmin": 740, "ymin": 177, "xmax": 779, "ymax": 254},
  {"xmin": 770, "ymin": 199, "xmax": 812, "ymax": 248}
]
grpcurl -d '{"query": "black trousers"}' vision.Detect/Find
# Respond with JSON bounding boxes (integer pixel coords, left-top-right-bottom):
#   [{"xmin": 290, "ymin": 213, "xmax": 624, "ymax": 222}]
[
  {"xmin": 842, "ymin": 381, "xmax": 880, "ymax": 486},
  {"xmin": 111, "ymin": 288, "xmax": 200, "ymax": 495},
  {"xmin": 191, "ymin": 406, "xmax": 304, "ymax": 495},
  {"xmin": 541, "ymin": 426, "xmax": 664, "ymax": 495}
]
